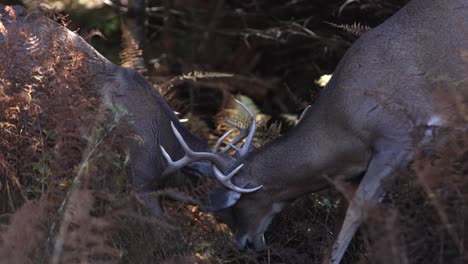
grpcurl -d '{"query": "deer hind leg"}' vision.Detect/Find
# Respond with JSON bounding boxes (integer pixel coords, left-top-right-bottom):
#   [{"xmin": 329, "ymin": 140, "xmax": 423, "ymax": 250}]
[{"xmin": 325, "ymin": 149, "xmax": 411, "ymax": 264}]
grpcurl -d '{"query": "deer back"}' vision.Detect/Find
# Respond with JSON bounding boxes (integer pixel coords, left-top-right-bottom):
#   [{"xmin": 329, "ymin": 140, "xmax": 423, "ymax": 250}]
[{"xmin": 0, "ymin": 5, "xmax": 212, "ymax": 215}]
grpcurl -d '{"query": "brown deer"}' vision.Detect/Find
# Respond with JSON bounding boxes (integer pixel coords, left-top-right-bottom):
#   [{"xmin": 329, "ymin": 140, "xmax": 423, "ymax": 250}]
[
  {"xmin": 0, "ymin": 5, "xmax": 255, "ymax": 216},
  {"xmin": 161, "ymin": 0, "xmax": 468, "ymax": 262}
]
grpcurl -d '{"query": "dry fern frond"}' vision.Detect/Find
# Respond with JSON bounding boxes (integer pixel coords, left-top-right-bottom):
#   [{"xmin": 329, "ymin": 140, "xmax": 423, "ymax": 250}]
[
  {"xmin": 181, "ymin": 71, "xmax": 234, "ymax": 82},
  {"xmin": 256, "ymin": 115, "xmax": 282, "ymax": 146},
  {"xmin": 158, "ymin": 71, "xmax": 234, "ymax": 99},
  {"xmin": 326, "ymin": 21, "xmax": 371, "ymax": 36},
  {"xmin": 120, "ymin": 30, "xmax": 145, "ymax": 74},
  {"xmin": 82, "ymin": 29, "xmax": 107, "ymax": 43}
]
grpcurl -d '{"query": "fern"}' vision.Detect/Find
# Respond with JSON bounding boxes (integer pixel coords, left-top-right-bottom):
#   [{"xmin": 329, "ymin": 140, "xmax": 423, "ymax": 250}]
[
  {"xmin": 326, "ymin": 21, "xmax": 371, "ymax": 36},
  {"xmin": 181, "ymin": 71, "xmax": 234, "ymax": 81}
]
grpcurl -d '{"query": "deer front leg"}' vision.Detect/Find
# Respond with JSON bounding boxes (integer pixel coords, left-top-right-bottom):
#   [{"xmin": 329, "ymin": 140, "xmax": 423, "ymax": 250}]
[
  {"xmin": 325, "ymin": 149, "xmax": 411, "ymax": 264},
  {"xmin": 137, "ymin": 192, "xmax": 164, "ymax": 216}
]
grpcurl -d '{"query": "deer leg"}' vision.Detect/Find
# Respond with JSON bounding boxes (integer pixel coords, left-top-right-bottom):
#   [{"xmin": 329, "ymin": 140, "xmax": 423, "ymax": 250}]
[
  {"xmin": 325, "ymin": 149, "xmax": 411, "ymax": 264},
  {"xmin": 138, "ymin": 192, "xmax": 164, "ymax": 216}
]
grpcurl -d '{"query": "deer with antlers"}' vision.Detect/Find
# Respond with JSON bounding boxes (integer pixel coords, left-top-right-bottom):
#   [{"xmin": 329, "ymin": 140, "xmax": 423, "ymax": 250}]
[
  {"xmin": 161, "ymin": 0, "xmax": 468, "ymax": 262},
  {"xmin": 0, "ymin": 4, "xmax": 220, "ymax": 216}
]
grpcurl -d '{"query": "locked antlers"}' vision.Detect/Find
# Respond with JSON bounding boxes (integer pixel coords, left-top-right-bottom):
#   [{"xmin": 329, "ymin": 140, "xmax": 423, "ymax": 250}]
[
  {"xmin": 161, "ymin": 99, "xmax": 262, "ymax": 193},
  {"xmin": 213, "ymin": 99, "xmax": 257, "ymax": 156}
]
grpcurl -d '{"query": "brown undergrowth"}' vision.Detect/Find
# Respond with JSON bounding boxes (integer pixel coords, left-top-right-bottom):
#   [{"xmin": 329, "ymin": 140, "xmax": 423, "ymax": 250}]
[{"xmin": 362, "ymin": 89, "xmax": 468, "ymax": 264}]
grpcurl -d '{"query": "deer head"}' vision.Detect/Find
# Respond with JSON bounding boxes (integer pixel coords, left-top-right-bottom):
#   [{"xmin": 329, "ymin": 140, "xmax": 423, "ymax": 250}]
[{"xmin": 161, "ymin": 99, "xmax": 281, "ymax": 250}]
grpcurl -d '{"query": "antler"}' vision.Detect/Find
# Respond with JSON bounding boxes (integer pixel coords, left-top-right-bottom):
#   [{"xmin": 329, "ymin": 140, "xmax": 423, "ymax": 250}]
[
  {"xmin": 161, "ymin": 122, "xmax": 228, "ymax": 177},
  {"xmin": 213, "ymin": 99, "xmax": 257, "ymax": 156},
  {"xmin": 212, "ymin": 165, "xmax": 262, "ymax": 193},
  {"xmin": 161, "ymin": 122, "xmax": 262, "ymax": 193}
]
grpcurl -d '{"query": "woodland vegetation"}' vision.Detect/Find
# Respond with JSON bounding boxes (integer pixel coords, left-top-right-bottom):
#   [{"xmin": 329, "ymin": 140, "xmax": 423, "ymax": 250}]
[{"xmin": 0, "ymin": 0, "xmax": 467, "ymax": 263}]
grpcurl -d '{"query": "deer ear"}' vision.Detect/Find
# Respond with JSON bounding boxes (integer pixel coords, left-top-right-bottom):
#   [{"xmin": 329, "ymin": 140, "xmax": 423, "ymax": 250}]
[{"xmin": 203, "ymin": 187, "xmax": 241, "ymax": 212}]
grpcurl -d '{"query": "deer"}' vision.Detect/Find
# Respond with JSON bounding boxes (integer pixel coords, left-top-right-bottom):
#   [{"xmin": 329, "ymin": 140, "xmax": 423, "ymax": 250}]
[
  {"xmin": 161, "ymin": 0, "xmax": 468, "ymax": 262},
  {"xmin": 0, "ymin": 4, "xmax": 251, "ymax": 216}
]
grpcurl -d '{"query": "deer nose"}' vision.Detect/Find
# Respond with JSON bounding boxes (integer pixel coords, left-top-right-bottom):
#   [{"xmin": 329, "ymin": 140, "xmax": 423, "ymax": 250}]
[{"xmin": 236, "ymin": 234, "xmax": 266, "ymax": 252}]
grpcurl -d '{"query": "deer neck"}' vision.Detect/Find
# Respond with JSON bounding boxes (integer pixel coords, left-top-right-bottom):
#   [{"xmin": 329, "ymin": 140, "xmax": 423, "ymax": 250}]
[{"xmin": 233, "ymin": 109, "xmax": 372, "ymax": 202}]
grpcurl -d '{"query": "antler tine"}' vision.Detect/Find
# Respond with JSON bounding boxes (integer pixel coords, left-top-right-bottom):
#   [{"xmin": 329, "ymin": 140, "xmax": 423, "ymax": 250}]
[
  {"xmin": 170, "ymin": 122, "xmax": 192, "ymax": 154},
  {"xmin": 225, "ymin": 119, "xmax": 247, "ymax": 131},
  {"xmin": 220, "ymin": 120, "xmax": 248, "ymax": 153},
  {"xmin": 213, "ymin": 165, "xmax": 263, "ymax": 193},
  {"xmin": 234, "ymin": 99, "xmax": 256, "ymax": 156},
  {"xmin": 221, "ymin": 99, "xmax": 257, "ymax": 155},
  {"xmin": 212, "ymin": 129, "xmax": 234, "ymax": 153},
  {"xmin": 161, "ymin": 122, "xmax": 227, "ymax": 177},
  {"xmin": 227, "ymin": 142, "xmax": 241, "ymax": 153}
]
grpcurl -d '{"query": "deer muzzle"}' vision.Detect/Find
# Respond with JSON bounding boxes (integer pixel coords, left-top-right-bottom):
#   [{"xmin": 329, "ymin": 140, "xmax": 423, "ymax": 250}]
[{"xmin": 236, "ymin": 233, "xmax": 266, "ymax": 252}]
